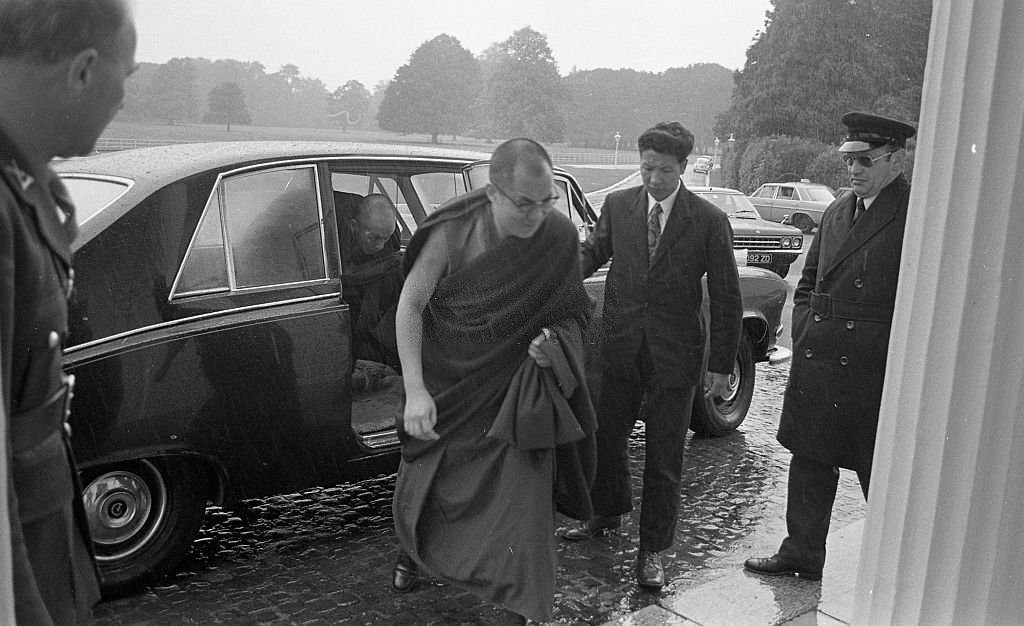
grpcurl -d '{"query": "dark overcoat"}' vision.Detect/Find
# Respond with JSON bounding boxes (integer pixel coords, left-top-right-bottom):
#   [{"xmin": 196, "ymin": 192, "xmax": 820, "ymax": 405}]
[
  {"xmin": 2, "ymin": 132, "xmax": 100, "ymax": 624},
  {"xmin": 581, "ymin": 184, "xmax": 742, "ymax": 388},
  {"xmin": 777, "ymin": 176, "xmax": 911, "ymax": 472}
]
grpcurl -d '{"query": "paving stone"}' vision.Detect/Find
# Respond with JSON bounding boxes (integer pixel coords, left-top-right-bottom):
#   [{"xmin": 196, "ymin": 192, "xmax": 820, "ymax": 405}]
[{"xmin": 93, "ymin": 362, "xmax": 866, "ymax": 625}]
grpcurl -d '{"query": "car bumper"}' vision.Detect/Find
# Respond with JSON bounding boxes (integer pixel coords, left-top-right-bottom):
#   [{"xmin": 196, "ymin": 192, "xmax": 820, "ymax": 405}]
[{"xmin": 767, "ymin": 344, "xmax": 792, "ymax": 365}]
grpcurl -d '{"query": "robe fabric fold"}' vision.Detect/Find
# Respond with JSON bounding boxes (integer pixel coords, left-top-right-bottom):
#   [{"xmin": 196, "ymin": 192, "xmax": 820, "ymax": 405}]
[{"xmin": 393, "ymin": 190, "xmax": 595, "ymax": 622}]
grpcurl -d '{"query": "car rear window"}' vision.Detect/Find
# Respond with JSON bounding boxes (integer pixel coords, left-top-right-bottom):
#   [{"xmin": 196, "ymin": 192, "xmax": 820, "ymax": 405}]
[{"xmin": 60, "ymin": 175, "xmax": 133, "ymax": 225}]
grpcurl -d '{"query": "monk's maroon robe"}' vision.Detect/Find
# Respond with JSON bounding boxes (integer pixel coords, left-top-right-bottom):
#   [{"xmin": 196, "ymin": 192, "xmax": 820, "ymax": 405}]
[{"xmin": 393, "ymin": 190, "xmax": 594, "ymax": 621}]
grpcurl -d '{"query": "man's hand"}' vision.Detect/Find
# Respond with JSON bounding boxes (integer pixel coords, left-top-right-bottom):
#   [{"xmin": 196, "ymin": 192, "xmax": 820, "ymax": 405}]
[
  {"xmin": 704, "ymin": 371, "xmax": 731, "ymax": 399},
  {"xmin": 528, "ymin": 328, "xmax": 553, "ymax": 368},
  {"xmin": 402, "ymin": 386, "xmax": 440, "ymax": 440}
]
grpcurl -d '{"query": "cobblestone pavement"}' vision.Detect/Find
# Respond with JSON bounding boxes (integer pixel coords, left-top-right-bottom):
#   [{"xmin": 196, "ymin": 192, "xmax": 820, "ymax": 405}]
[{"xmin": 93, "ymin": 362, "xmax": 865, "ymax": 625}]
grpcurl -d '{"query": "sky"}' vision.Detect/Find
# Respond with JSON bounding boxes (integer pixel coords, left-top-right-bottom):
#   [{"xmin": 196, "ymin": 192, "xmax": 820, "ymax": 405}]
[{"xmin": 132, "ymin": 0, "xmax": 774, "ymax": 92}]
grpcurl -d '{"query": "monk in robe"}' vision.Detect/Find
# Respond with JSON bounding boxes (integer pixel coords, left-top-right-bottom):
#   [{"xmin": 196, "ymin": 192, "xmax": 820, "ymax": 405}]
[{"xmin": 392, "ymin": 138, "xmax": 596, "ymax": 624}]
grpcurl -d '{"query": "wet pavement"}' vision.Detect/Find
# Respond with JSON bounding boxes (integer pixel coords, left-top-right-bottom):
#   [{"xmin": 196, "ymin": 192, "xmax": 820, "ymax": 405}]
[{"xmin": 92, "ymin": 359, "xmax": 865, "ymax": 625}]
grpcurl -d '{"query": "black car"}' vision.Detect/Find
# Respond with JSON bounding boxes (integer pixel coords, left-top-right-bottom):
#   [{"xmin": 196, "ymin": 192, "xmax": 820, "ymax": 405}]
[{"xmin": 55, "ymin": 141, "xmax": 791, "ymax": 594}]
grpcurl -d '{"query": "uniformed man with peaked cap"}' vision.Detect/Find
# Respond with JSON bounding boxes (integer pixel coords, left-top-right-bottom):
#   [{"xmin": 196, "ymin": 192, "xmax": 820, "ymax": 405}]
[{"xmin": 745, "ymin": 111, "xmax": 916, "ymax": 580}]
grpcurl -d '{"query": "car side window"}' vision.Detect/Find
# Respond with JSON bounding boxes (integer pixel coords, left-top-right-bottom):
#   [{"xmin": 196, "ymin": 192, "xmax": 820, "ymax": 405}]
[
  {"xmin": 331, "ymin": 172, "xmax": 412, "ymax": 236},
  {"xmin": 411, "ymin": 172, "xmax": 467, "ymax": 218},
  {"xmin": 754, "ymin": 186, "xmax": 774, "ymax": 199},
  {"xmin": 173, "ymin": 165, "xmax": 327, "ymax": 297},
  {"xmin": 777, "ymin": 186, "xmax": 795, "ymax": 199}
]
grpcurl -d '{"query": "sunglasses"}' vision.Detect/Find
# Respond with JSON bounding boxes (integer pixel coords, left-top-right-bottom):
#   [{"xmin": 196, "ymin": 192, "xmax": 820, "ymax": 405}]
[
  {"xmin": 842, "ymin": 151, "xmax": 895, "ymax": 168},
  {"xmin": 490, "ymin": 182, "xmax": 561, "ymax": 213}
]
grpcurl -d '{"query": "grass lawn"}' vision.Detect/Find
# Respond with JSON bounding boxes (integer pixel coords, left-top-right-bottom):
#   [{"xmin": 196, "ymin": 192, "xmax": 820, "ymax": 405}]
[{"xmin": 101, "ymin": 120, "xmax": 638, "ymax": 193}]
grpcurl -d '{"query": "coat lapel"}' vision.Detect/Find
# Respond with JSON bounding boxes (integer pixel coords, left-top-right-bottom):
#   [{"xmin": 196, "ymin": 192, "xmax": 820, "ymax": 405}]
[
  {"xmin": 1, "ymin": 130, "xmax": 75, "ymax": 267},
  {"xmin": 823, "ymin": 177, "xmax": 909, "ymax": 278}
]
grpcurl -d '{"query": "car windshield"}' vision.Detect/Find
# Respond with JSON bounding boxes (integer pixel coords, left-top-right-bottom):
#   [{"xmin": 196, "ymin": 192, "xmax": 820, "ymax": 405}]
[
  {"xmin": 803, "ymin": 186, "xmax": 835, "ymax": 202},
  {"xmin": 60, "ymin": 175, "xmax": 132, "ymax": 225},
  {"xmin": 695, "ymin": 191, "xmax": 761, "ymax": 218}
]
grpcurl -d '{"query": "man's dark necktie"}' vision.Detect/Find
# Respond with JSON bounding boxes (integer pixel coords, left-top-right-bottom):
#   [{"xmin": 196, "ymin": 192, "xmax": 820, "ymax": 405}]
[
  {"xmin": 853, "ymin": 197, "xmax": 866, "ymax": 224},
  {"xmin": 647, "ymin": 203, "xmax": 663, "ymax": 259}
]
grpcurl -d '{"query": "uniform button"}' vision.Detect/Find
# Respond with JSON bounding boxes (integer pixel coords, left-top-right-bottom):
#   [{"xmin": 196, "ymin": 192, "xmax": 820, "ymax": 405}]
[
  {"xmin": 846, "ymin": 320, "xmax": 855, "ymax": 330},
  {"xmin": 48, "ymin": 330, "xmax": 60, "ymax": 348},
  {"xmin": 854, "ymin": 278, "xmax": 864, "ymax": 288},
  {"xmin": 804, "ymin": 348, "xmax": 814, "ymax": 359},
  {"xmin": 840, "ymin": 356, "xmax": 849, "ymax": 365},
  {"xmin": 813, "ymin": 314, "xmax": 822, "ymax": 322}
]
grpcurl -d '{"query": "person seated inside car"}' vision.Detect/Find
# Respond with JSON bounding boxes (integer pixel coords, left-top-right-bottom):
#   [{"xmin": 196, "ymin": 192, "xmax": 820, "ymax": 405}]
[{"xmin": 337, "ymin": 193, "xmax": 404, "ymax": 373}]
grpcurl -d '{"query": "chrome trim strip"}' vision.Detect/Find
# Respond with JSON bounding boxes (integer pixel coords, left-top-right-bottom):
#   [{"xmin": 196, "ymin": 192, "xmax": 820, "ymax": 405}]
[
  {"xmin": 64, "ymin": 292, "xmax": 341, "ymax": 355},
  {"xmin": 361, "ymin": 430, "xmax": 400, "ymax": 449}
]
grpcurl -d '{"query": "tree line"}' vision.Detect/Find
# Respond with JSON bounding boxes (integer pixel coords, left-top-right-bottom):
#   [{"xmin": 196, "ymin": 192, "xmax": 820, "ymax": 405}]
[
  {"xmin": 117, "ymin": 26, "xmax": 735, "ymax": 152},
  {"xmin": 119, "ymin": 0, "xmax": 932, "ymax": 182}
]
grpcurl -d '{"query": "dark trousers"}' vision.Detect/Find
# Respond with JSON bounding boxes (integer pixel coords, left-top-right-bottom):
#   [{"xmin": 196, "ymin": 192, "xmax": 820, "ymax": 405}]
[
  {"xmin": 778, "ymin": 454, "xmax": 870, "ymax": 570},
  {"xmin": 590, "ymin": 341, "xmax": 696, "ymax": 552}
]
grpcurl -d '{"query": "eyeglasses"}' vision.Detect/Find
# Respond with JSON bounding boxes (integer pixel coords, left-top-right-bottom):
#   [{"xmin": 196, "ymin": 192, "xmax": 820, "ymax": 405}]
[
  {"xmin": 842, "ymin": 151, "xmax": 895, "ymax": 168},
  {"xmin": 490, "ymin": 181, "xmax": 561, "ymax": 213}
]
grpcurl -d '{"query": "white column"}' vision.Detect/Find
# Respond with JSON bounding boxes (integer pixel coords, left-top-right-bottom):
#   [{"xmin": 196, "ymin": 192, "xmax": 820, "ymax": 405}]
[{"xmin": 854, "ymin": 0, "xmax": 1024, "ymax": 623}]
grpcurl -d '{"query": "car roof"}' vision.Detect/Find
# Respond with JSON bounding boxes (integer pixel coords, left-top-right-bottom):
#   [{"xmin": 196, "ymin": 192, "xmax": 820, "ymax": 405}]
[{"xmin": 54, "ymin": 140, "xmax": 492, "ymax": 187}]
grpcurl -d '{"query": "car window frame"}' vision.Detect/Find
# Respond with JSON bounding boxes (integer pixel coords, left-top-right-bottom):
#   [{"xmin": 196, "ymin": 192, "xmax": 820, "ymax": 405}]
[{"xmin": 170, "ymin": 162, "xmax": 332, "ymax": 300}]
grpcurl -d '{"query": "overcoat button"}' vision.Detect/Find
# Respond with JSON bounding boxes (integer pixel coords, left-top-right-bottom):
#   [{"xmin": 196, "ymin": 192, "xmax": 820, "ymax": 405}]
[
  {"xmin": 48, "ymin": 330, "xmax": 60, "ymax": 348},
  {"xmin": 804, "ymin": 348, "xmax": 814, "ymax": 358},
  {"xmin": 813, "ymin": 314, "xmax": 822, "ymax": 322},
  {"xmin": 840, "ymin": 356, "xmax": 849, "ymax": 365},
  {"xmin": 854, "ymin": 278, "xmax": 864, "ymax": 288},
  {"xmin": 846, "ymin": 320, "xmax": 855, "ymax": 330}
]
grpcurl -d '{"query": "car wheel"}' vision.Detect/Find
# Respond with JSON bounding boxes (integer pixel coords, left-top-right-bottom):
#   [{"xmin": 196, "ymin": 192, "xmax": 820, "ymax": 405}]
[
  {"xmin": 791, "ymin": 214, "xmax": 815, "ymax": 234},
  {"xmin": 690, "ymin": 334, "xmax": 755, "ymax": 436},
  {"xmin": 769, "ymin": 262, "xmax": 790, "ymax": 279},
  {"xmin": 80, "ymin": 457, "xmax": 208, "ymax": 597}
]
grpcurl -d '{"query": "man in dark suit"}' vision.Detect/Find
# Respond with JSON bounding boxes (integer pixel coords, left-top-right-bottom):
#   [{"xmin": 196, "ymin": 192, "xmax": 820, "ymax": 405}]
[
  {"xmin": 563, "ymin": 121, "xmax": 742, "ymax": 588},
  {"xmin": 745, "ymin": 112, "xmax": 916, "ymax": 580},
  {"xmin": 1, "ymin": 0, "xmax": 137, "ymax": 621}
]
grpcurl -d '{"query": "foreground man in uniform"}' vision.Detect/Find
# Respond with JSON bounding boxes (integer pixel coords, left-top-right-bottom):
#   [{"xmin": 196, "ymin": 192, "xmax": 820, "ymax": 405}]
[
  {"xmin": 392, "ymin": 138, "xmax": 595, "ymax": 623},
  {"xmin": 0, "ymin": 0, "xmax": 137, "ymax": 621},
  {"xmin": 745, "ymin": 112, "xmax": 916, "ymax": 580}
]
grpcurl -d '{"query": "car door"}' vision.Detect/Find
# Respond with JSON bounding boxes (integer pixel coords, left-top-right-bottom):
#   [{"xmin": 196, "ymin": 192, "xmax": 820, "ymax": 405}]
[
  {"xmin": 771, "ymin": 184, "xmax": 801, "ymax": 223},
  {"xmin": 750, "ymin": 184, "xmax": 779, "ymax": 222}
]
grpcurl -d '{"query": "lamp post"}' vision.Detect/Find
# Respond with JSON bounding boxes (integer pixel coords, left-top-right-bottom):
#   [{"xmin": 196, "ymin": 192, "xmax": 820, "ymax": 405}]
[
  {"xmin": 709, "ymin": 137, "xmax": 720, "ymax": 186},
  {"xmin": 613, "ymin": 131, "xmax": 621, "ymax": 165}
]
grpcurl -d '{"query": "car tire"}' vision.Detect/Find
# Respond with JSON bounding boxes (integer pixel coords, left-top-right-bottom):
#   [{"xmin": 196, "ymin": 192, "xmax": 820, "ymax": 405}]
[
  {"xmin": 769, "ymin": 262, "xmax": 790, "ymax": 279},
  {"xmin": 791, "ymin": 214, "xmax": 815, "ymax": 234},
  {"xmin": 690, "ymin": 334, "xmax": 755, "ymax": 436},
  {"xmin": 80, "ymin": 457, "xmax": 208, "ymax": 598}
]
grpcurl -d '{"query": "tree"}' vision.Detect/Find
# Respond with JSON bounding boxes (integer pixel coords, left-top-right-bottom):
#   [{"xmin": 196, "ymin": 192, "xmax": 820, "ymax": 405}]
[
  {"xmin": 482, "ymin": 27, "xmax": 566, "ymax": 143},
  {"xmin": 204, "ymin": 82, "xmax": 250, "ymax": 131},
  {"xmin": 328, "ymin": 80, "xmax": 371, "ymax": 131},
  {"xmin": 146, "ymin": 57, "xmax": 198, "ymax": 125},
  {"xmin": 717, "ymin": 0, "xmax": 931, "ymax": 143},
  {"xmin": 377, "ymin": 34, "xmax": 480, "ymax": 143}
]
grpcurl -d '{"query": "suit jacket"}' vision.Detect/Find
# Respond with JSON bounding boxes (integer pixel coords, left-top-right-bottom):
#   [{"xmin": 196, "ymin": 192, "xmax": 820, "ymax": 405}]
[
  {"xmin": 778, "ymin": 175, "xmax": 911, "ymax": 472},
  {"xmin": 581, "ymin": 184, "xmax": 742, "ymax": 388}
]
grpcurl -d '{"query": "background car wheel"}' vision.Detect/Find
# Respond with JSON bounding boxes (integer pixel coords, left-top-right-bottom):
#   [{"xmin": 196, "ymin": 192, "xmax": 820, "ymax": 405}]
[
  {"xmin": 769, "ymin": 262, "xmax": 791, "ymax": 279},
  {"xmin": 80, "ymin": 457, "xmax": 208, "ymax": 597},
  {"xmin": 791, "ymin": 214, "xmax": 815, "ymax": 234},
  {"xmin": 690, "ymin": 334, "xmax": 755, "ymax": 436}
]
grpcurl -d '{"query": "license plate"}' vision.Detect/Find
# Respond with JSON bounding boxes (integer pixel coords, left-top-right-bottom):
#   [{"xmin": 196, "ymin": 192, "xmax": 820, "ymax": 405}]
[{"xmin": 747, "ymin": 252, "xmax": 773, "ymax": 264}]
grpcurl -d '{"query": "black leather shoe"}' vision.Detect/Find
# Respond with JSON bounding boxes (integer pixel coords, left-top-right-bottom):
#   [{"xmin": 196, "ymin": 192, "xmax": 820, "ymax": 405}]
[
  {"xmin": 561, "ymin": 515, "xmax": 621, "ymax": 541},
  {"xmin": 391, "ymin": 554, "xmax": 418, "ymax": 593},
  {"xmin": 744, "ymin": 554, "xmax": 822, "ymax": 581},
  {"xmin": 636, "ymin": 550, "xmax": 665, "ymax": 588}
]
